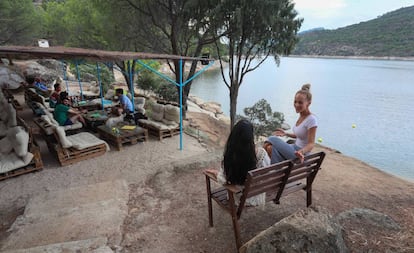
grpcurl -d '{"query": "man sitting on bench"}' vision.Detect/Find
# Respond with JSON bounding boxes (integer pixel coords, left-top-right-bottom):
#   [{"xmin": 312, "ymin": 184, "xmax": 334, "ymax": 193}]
[{"xmin": 53, "ymin": 92, "xmax": 86, "ymax": 126}]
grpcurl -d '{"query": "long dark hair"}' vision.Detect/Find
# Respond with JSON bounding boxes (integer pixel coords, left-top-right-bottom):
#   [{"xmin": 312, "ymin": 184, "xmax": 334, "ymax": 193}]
[{"xmin": 223, "ymin": 119, "xmax": 257, "ymax": 185}]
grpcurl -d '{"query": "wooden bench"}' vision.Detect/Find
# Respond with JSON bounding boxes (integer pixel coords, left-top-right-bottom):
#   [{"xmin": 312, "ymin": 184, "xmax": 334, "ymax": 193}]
[{"xmin": 203, "ymin": 151, "xmax": 326, "ymax": 251}]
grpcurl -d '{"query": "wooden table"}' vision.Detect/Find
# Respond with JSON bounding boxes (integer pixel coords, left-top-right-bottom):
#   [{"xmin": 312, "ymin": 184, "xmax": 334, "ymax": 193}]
[
  {"xmin": 83, "ymin": 110, "xmax": 108, "ymax": 132},
  {"xmin": 73, "ymin": 100, "xmax": 101, "ymax": 111},
  {"xmin": 97, "ymin": 124, "xmax": 148, "ymax": 151}
]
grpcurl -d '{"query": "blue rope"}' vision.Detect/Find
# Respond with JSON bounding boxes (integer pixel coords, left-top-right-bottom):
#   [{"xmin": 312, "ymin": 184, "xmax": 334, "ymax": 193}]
[
  {"xmin": 96, "ymin": 63, "xmax": 105, "ymax": 112},
  {"xmin": 75, "ymin": 61, "xmax": 83, "ymax": 100}
]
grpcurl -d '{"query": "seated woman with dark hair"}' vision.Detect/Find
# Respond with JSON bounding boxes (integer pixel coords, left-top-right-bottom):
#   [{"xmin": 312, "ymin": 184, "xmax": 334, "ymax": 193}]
[
  {"xmin": 49, "ymin": 82, "xmax": 62, "ymax": 108},
  {"xmin": 205, "ymin": 119, "xmax": 270, "ymax": 206},
  {"xmin": 53, "ymin": 92, "xmax": 86, "ymax": 126}
]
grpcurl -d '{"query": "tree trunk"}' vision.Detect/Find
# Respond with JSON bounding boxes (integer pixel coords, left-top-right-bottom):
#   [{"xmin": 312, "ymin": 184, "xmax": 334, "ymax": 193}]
[
  {"xmin": 116, "ymin": 61, "xmax": 135, "ymax": 95},
  {"xmin": 229, "ymin": 80, "xmax": 239, "ymax": 128}
]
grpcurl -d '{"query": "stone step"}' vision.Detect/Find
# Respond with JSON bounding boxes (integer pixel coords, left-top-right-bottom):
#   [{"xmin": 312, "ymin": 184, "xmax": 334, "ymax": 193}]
[
  {"xmin": 1, "ymin": 180, "xmax": 128, "ymax": 251},
  {"xmin": 24, "ymin": 180, "xmax": 128, "ymax": 216},
  {"xmin": 1, "ymin": 237, "xmax": 112, "ymax": 253}
]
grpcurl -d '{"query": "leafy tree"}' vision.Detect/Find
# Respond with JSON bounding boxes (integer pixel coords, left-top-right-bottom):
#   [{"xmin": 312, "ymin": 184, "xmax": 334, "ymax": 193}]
[
  {"xmin": 213, "ymin": 0, "xmax": 302, "ymax": 127},
  {"xmin": 0, "ymin": 0, "xmax": 41, "ymax": 45},
  {"xmin": 68, "ymin": 62, "xmax": 115, "ymax": 95},
  {"xmin": 114, "ymin": 0, "xmax": 224, "ymax": 117},
  {"xmin": 241, "ymin": 99, "xmax": 285, "ymax": 138},
  {"xmin": 42, "ymin": 1, "xmax": 169, "ymax": 95},
  {"xmin": 41, "ymin": 0, "xmax": 108, "ymax": 48}
]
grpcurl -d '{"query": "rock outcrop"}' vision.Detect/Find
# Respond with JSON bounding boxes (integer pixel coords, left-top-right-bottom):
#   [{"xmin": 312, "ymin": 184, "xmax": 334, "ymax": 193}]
[
  {"xmin": 240, "ymin": 206, "xmax": 348, "ymax": 253},
  {"xmin": 337, "ymin": 208, "xmax": 401, "ymax": 231},
  {"xmin": 0, "ymin": 66, "xmax": 25, "ymax": 89}
]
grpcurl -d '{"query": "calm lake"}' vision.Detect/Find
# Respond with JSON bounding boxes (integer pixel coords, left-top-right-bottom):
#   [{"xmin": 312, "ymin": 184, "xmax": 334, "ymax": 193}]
[{"xmin": 190, "ymin": 57, "xmax": 414, "ymax": 180}]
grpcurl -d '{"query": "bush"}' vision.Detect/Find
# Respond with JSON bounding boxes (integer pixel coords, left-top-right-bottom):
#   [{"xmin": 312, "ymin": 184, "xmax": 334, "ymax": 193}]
[
  {"xmin": 239, "ymin": 99, "xmax": 285, "ymax": 138},
  {"xmin": 137, "ymin": 71, "xmax": 162, "ymax": 96},
  {"xmin": 155, "ymin": 82, "xmax": 178, "ymax": 103}
]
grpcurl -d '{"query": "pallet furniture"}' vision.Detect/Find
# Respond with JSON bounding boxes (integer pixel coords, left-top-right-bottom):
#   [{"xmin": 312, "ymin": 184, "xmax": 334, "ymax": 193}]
[
  {"xmin": 72, "ymin": 100, "xmax": 101, "ymax": 111},
  {"xmin": 47, "ymin": 127, "xmax": 109, "ymax": 166},
  {"xmin": 35, "ymin": 115, "xmax": 109, "ymax": 166},
  {"xmin": 33, "ymin": 103, "xmax": 82, "ymax": 135},
  {"xmin": 24, "ymin": 87, "xmax": 53, "ymax": 115},
  {"xmin": 204, "ymin": 152, "xmax": 326, "ymax": 251},
  {"xmin": 0, "ymin": 117, "xmax": 43, "ymax": 181},
  {"xmin": 82, "ymin": 110, "xmax": 109, "ymax": 132},
  {"xmin": 138, "ymin": 103, "xmax": 180, "ymax": 140},
  {"xmin": 1, "ymin": 88, "xmax": 23, "ymax": 111},
  {"xmin": 97, "ymin": 124, "xmax": 148, "ymax": 151}
]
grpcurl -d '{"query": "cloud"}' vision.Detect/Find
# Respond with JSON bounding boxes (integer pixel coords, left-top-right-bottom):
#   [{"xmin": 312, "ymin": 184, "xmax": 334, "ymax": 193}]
[{"xmin": 293, "ymin": 0, "xmax": 347, "ymax": 18}]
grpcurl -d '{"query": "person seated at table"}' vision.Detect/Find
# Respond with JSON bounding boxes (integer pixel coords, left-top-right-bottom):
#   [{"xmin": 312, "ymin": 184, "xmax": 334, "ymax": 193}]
[
  {"xmin": 54, "ymin": 92, "xmax": 86, "ymax": 126},
  {"xmin": 32, "ymin": 77, "xmax": 49, "ymax": 91},
  {"xmin": 115, "ymin": 88, "xmax": 134, "ymax": 114},
  {"xmin": 49, "ymin": 82, "xmax": 62, "ymax": 108},
  {"xmin": 105, "ymin": 107, "xmax": 125, "ymax": 128}
]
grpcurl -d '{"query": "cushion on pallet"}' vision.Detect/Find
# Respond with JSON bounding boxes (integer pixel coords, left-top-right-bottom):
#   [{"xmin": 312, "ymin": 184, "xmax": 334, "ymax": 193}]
[
  {"xmin": 0, "ymin": 152, "xmax": 34, "ymax": 174},
  {"xmin": 151, "ymin": 103, "xmax": 164, "ymax": 122},
  {"xmin": 67, "ymin": 132, "xmax": 110, "ymax": 151},
  {"xmin": 55, "ymin": 126, "xmax": 73, "ymax": 148}
]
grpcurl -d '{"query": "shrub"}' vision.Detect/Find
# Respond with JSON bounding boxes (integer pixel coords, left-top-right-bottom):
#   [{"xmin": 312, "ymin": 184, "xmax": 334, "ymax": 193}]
[{"xmin": 239, "ymin": 99, "xmax": 285, "ymax": 138}]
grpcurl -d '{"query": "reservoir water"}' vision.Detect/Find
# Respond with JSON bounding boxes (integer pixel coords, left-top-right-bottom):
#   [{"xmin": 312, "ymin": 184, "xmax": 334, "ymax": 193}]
[{"xmin": 190, "ymin": 57, "xmax": 414, "ymax": 180}]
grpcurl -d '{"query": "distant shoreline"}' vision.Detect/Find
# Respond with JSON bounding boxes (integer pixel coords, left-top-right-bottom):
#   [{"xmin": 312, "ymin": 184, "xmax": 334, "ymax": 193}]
[{"xmin": 290, "ymin": 54, "xmax": 414, "ymax": 61}]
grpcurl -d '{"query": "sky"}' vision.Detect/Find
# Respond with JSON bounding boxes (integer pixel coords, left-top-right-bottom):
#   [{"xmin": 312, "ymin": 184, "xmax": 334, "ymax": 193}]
[{"xmin": 293, "ymin": 0, "xmax": 414, "ymax": 31}]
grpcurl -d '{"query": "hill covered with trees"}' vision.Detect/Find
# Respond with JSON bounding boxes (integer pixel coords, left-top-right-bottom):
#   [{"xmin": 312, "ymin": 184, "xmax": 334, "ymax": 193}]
[{"xmin": 292, "ymin": 6, "xmax": 414, "ymax": 57}]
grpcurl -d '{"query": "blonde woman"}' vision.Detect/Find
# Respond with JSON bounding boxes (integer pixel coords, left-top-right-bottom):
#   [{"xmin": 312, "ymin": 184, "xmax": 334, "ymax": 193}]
[{"xmin": 266, "ymin": 84, "xmax": 317, "ymax": 163}]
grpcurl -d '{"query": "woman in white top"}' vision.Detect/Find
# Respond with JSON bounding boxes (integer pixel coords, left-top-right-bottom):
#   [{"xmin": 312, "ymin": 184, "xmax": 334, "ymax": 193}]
[
  {"xmin": 265, "ymin": 84, "xmax": 317, "ymax": 164},
  {"xmin": 205, "ymin": 119, "xmax": 270, "ymax": 206}
]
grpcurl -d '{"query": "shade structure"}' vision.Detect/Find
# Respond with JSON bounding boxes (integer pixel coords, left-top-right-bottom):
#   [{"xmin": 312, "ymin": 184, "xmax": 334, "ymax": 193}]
[{"xmin": 0, "ymin": 46, "xmax": 215, "ymax": 150}]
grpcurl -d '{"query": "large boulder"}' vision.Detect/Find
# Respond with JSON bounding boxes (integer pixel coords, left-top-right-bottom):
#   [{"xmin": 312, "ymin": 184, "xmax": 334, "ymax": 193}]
[
  {"xmin": 15, "ymin": 60, "xmax": 62, "ymax": 85},
  {"xmin": 36, "ymin": 59, "xmax": 64, "ymax": 76},
  {"xmin": 0, "ymin": 66, "xmax": 25, "ymax": 89},
  {"xmin": 201, "ymin": 101, "xmax": 223, "ymax": 114},
  {"xmin": 240, "ymin": 207, "xmax": 348, "ymax": 253}
]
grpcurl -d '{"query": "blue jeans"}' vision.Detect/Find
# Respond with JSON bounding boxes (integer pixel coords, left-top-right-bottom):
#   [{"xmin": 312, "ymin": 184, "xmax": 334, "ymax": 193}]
[{"xmin": 266, "ymin": 136, "xmax": 301, "ymax": 164}]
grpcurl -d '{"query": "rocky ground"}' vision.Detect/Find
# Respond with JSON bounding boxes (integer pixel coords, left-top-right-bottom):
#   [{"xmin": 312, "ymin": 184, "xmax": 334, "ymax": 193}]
[{"xmin": 0, "ymin": 91, "xmax": 413, "ymax": 253}]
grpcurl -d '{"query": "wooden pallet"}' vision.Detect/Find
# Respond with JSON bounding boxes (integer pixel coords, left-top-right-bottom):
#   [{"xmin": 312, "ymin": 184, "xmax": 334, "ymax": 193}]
[
  {"xmin": 97, "ymin": 125, "xmax": 148, "ymax": 151},
  {"xmin": 138, "ymin": 121, "xmax": 180, "ymax": 140},
  {"xmin": 2, "ymin": 88, "xmax": 23, "ymax": 111},
  {"xmin": 0, "ymin": 146, "xmax": 43, "ymax": 181},
  {"xmin": 51, "ymin": 142, "xmax": 107, "ymax": 166}
]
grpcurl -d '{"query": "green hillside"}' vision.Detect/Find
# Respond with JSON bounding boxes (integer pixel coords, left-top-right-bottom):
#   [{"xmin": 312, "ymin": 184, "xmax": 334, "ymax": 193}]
[{"xmin": 293, "ymin": 6, "xmax": 414, "ymax": 57}]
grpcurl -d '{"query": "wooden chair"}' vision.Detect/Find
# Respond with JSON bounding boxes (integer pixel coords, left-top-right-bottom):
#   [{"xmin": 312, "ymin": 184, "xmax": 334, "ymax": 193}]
[
  {"xmin": 204, "ymin": 151, "xmax": 326, "ymax": 251},
  {"xmin": 204, "ymin": 160, "xmax": 293, "ymax": 251}
]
